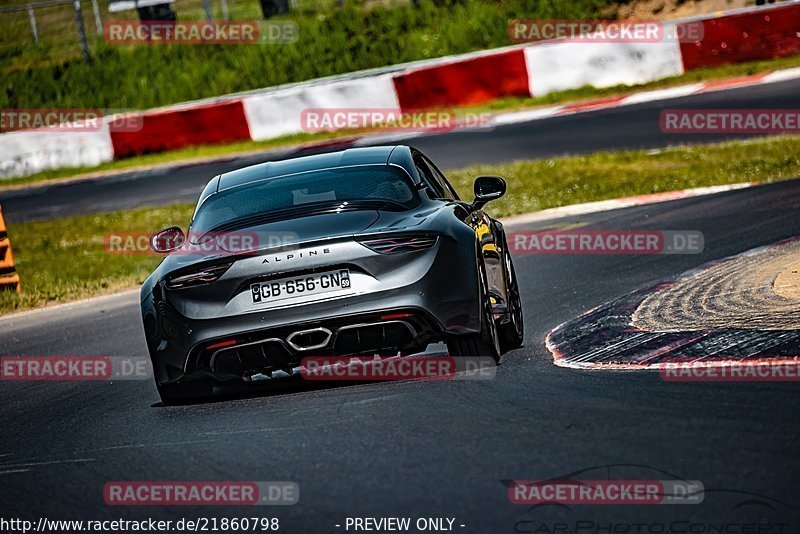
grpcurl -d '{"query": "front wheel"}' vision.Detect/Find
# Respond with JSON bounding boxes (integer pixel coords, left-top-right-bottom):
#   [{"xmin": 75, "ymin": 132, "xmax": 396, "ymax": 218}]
[{"xmin": 447, "ymin": 263, "xmax": 501, "ymax": 363}]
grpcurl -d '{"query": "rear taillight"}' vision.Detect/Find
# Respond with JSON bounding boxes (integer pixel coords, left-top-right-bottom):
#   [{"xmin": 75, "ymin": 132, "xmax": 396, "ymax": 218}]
[
  {"xmin": 358, "ymin": 235, "xmax": 438, "ymax": 254},
  {"xmin": 166, "ymin": 262, "xmax": 232, "ymax": 289},
  {"xmin": 380, "ymin": 312, "xmax": 414, "ymax": 321},
  {"xmin": 206, "ymin": 339, "xmax": 237, "ymax": 351}
]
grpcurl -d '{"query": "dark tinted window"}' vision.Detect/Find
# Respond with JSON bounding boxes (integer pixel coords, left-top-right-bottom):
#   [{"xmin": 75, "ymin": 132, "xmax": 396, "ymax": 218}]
[
  {"xmin": 414, "ymin": 154, "xmax": 446, "ymax": 199},
  {"xmin": 422, "ymin": 156, "xmax": 457, "ymax": 200},
  {"xmin": 192, "ymin": 165, "xmax": 418, "ymax": 234}
]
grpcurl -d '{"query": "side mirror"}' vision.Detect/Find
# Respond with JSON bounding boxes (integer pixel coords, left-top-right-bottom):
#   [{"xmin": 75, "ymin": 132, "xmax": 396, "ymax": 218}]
[
  {"xmin": 472, "ymin": 176, "xmax": 506, "ymax": 210},
  {"xmin": 150, "ymin": 226, "xmax": 186, "ymax": 254}
]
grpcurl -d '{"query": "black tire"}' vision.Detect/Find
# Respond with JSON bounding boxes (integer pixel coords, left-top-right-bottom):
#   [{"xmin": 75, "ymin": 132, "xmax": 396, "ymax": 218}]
[
  {"xmin": 447, "ymin": 262, "xmax": 501, "ymax": 363},
  {"xmin": 498, "ymin": 243, "xmax": 524, "ymax": 353},
  {"xmin": 156, "ymin": 379, "xmax": 214, "ymax": 405}
]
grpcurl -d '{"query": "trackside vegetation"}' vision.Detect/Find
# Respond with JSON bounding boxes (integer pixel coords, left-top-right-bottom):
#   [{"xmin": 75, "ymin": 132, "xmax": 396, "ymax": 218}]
[{"xmin": 1, "ymin": 0, "xmax": 617, "ymax": 109}]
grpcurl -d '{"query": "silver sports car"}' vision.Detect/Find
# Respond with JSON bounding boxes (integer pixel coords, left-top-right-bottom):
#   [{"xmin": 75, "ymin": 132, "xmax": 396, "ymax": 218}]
[{"xmin": 140, "ymin": 145, "xmax": 523, "ymax": 403}]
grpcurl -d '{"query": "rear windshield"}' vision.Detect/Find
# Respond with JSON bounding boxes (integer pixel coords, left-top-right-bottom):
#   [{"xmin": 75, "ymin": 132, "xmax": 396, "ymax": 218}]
[{"xmin": 191, "ymin": 165, "xmax": 418, "ymax": 235}]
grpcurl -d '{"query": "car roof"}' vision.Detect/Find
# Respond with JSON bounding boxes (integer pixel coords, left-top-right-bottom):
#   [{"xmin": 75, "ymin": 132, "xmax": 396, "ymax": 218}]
[{"xmin": 215, "ymin": 145, "xmax": 412, "ymax": 192}]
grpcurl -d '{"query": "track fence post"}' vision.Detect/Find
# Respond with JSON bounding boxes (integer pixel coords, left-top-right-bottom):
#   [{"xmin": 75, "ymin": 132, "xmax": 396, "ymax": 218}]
[
  {"xmin": 27, "ymin": 6, "xmax": 39, "ymax": 43},
  {"xmin": 91, "ymin": 0, "xmax": 103, "ymax": 36},
  {"xmin": 72, "ymin": 0, "xmax": 91, "ymax": 61}
]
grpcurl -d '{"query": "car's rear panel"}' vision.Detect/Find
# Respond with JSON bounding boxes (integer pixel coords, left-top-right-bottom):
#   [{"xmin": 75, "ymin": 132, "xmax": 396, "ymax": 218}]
[
  {"xmin": 170, "ymin": 234, "xmax": 440, "ymax": 320},
  {"xmin": 141, "ymin": 211, "xmax": 482, "ymax": 384}
]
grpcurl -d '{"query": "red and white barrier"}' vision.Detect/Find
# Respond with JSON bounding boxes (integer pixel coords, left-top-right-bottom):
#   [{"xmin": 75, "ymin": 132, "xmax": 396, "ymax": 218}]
[
  {"xmin": 678, "ymin": 3, "xmax": 800, "ymax": 70},
  {"xmin": 392, "ymin": 49, "xmax": 529, "ymax": 109},
  {"xmin": 523, "ymin": 36, "xmax": 684, "ymax": 97},
  {"xmin": 1, "ymin": 1, "xmax": 799, "ymax": 179},
  {"xmin": 109, "ymin": 100, "xmax": 252, "ymax": 159},
  {"xmin": 0, "ymin": 124, "xmax": 114, "ymax": 179},
  {"xmin": 242, "ymin": 74, "xmax": 400, "ymax": 141}
]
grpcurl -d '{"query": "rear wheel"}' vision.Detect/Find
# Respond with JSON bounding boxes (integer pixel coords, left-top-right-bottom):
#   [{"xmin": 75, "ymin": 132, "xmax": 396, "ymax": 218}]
[
  {"xmin": 498, "ymin": 244, "xmax": 524, "ymax": 353},
  {"xmin": 447, "ymin": 263, "xmax": 501, "ymax": 363}
]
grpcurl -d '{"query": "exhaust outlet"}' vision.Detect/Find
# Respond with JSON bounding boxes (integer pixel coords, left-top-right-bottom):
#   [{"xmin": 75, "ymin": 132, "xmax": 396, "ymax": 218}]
[{"xmin": 286, "ymin": 327, "xmax": 333, "ymax": 352}]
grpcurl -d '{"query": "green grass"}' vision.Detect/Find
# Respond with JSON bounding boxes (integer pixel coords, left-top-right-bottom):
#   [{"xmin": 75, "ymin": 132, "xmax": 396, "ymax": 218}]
[
  {"xmin": 1, "ymin": 134, "xmax": 799, "ymax": 315},
  {"xmin": 0, "ymin": 204, "xmax": 194, "ymax": 312},
  {"xmin": 444, "ymin": 136, "xmax": 800, "ymax": 218},
  {"xmin": 0, "ymin": 0, "xmax": 367, "ymax": 69},
  {"xmin": 0, "ymin": 0, "xmax": 615, "ymax": 109}
]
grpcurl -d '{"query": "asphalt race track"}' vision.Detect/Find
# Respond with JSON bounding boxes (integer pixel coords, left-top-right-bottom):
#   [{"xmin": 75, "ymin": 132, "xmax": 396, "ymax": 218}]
[
  {"xmin": 2, "ymin": 77, "xmax": 799, "ymax": 223},
  {"xmin": 1, "ymin": 178, "xmax": 800, "ymax": 530}
]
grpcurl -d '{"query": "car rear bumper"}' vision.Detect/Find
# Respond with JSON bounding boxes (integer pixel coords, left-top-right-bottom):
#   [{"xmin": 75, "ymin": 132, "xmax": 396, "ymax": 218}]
[{"xmin": 142, "ymin": 267, "xmax": 481, "ymax": 385}]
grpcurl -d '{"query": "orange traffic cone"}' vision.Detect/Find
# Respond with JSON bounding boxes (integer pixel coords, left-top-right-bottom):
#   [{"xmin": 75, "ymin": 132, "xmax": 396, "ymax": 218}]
[{"xmin": 0, "ymin": 205, "xmax": 21, "ymax": 293}]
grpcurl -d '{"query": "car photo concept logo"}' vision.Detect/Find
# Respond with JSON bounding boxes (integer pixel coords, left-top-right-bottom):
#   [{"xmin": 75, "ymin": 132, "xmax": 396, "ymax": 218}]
[{"xmin": 506, "ymin": 465, "xmax": 794, "ymax": 533}]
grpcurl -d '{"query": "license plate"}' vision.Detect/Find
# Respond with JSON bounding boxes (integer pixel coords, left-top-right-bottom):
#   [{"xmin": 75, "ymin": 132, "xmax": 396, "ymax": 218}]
[{"xmin": 251, "ymin": 269, "xmax": 351, "ymax": 304}]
